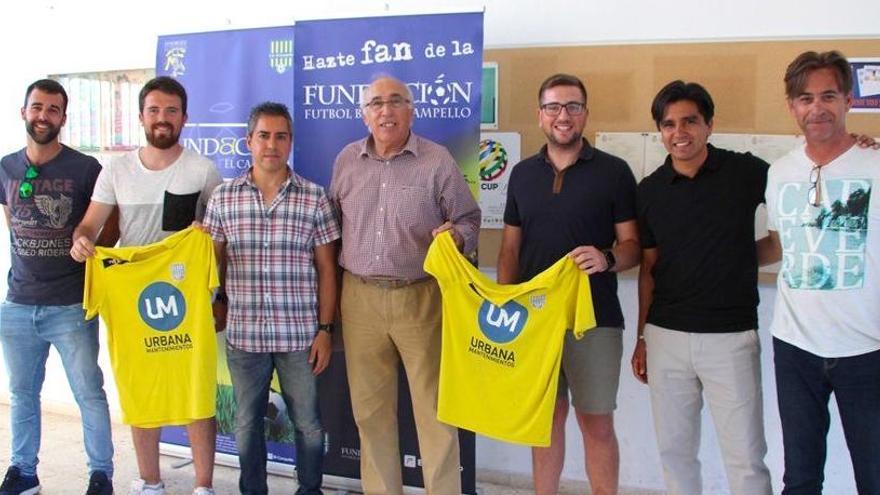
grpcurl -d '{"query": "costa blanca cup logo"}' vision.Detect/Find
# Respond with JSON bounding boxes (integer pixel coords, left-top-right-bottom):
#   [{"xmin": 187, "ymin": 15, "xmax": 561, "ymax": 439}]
[
  {"xmin": 269, "ymin": 39, "xmax": 294, "ymax": 75},
  {"xmin": 163, "ymin": 41, "xmax": 187, "ymax": 77},
  {"xmin": 138, "ymin": 282, "xmax": 186, "ymax": 331},
  {"xmin": 479, "ymin": 139, "xmax": 508, "ymax": 183},
  {"xmin": 478, "ymin": 300, "xmax": 528, "ymax": 344}
]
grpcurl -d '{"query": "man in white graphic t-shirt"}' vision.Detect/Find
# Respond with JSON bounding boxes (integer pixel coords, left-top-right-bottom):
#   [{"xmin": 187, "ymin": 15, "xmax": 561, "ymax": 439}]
[{"xmin": 765, "ymin": 50, "xmax": 880, "ymax": 494}]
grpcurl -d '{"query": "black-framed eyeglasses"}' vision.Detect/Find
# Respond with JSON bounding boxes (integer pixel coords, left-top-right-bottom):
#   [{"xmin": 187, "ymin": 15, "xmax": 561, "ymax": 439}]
[
  {"xmin": 19, "ymin": 165, "xmax": 39, "ymax": 199},
  {"xmin": 808, "ymin": 165, "xmax": 822, "ymax": 207},
  {"xmin": 364, "ymin": 96, "xmax": 410, "ymax": 112},
  {"xmin": 540, "ymin": 101, "xmax": 586, "ymax": 116}
]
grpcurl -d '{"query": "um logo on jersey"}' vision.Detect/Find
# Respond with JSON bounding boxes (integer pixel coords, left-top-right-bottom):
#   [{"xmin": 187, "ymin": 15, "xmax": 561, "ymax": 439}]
[
  {"xmin": 138, "ymin": 282, "xmax": 187, "ymax": 331},
  {"xmin": 477, "ymin": 300, "xmax": 528, "ymax": 344}
]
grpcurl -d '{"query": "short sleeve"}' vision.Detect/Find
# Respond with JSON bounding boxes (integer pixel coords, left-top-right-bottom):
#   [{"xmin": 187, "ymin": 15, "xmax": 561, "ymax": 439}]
[
  {"xmin": 423, "ymin": 231, "xmax": 462, "ymax": 285},
  {"xmin": 202, "ymin": 165, "xmax": 223, "ymax": 203},
  {"xmin": 613, "ymin": 161, "xmax": 638, "ymax": 223},
  {"xmin": 765, "ymin": 166, "xmax": 779, "ymax": 232},
  {"xmin": 90, "ymin": 165, "xmax": 117, "ymax": 205},
  {"xmin": 202, "ymin": 230, "xmax": 219, "ymax": 292},
  {"xmin": 314, "ymin": 190, "xmax": 341, "ymax": 246},
  {"xmin": 750, "ymin": 154, "xmax": 770, "ymax": 206},
  {"xmin": 81, "ymin": 156, "xmax": 103, "ymax": 203},
  {"xmin": 502, "ymin": 164, "xmax": 523, "ymax": 227},
  {"xmin": 83, "ymin": 256, "xmax": 104, "ymax": 320},
  {"xmin": 0, "ymin": 169, "xmax": 8, "ymax": 206},
  {"xmin": 202, "ymin": 188, "xmax": 226, "ymax": 244},
  {"xmin": 569, "ymin": 260, "xmax": 597, "ymax": 339},
  {"xmin": 636, "ymin": 180, "xmax": 657, "ymax": 249}
]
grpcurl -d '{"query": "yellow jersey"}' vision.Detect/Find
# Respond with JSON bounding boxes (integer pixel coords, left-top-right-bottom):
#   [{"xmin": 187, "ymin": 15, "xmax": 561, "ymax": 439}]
[
  {"xmin": 84, "ymin": 227, "xmax": 218, "ymax": 427},
  {"xmin": 424, "ymin": 231, "xmax": 597, "ymax": 446}
]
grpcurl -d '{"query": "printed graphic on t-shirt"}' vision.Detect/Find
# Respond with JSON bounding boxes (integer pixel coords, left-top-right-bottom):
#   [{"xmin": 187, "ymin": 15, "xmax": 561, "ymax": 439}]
[
  {"xmin": 9, "ymin": 179, "xmax": 76, "ymax": 258},
  {"xmin": 470, "ymin": 297, "xmax": 533, "ymax": 367},
  {"xmin": 776, "ymin": 178, "xmax": 872, "ymax": 290}
]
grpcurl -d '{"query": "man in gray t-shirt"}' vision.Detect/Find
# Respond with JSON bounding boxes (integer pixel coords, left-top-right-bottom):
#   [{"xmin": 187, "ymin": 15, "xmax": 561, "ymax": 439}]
[{"xmin": 0, "ymin": 79, "xmax": 117, "ymax": 494}]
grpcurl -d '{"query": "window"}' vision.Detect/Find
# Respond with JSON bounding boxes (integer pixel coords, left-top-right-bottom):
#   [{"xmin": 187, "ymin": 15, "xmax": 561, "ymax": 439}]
[{"xmin": 50, "ymin": 69, "xmax": 154, "ymax": 152}]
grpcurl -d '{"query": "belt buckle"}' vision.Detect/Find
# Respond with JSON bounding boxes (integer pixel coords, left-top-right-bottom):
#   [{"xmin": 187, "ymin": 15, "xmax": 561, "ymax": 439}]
[{"xmin": 375, "ymin": 278, "xmax": 400, "ymax": 289}]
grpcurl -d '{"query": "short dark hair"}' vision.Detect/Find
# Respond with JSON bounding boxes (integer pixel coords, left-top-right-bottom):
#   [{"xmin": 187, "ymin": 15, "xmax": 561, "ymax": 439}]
[
  {"xmin": 25, "ymin": 79, "xmax": 69, "ymax": 113},
  {"xmin": 538, "ymin": 73, "xmax": 588, "ymax": 105},
  {"xmin": 138, "ymin": 76, "xmax": 188, "ymax": 115},
  {"xmin": 784, "ymin": 50, "xmax": 853, "ymax": 99},
  {"xmin": 650, "ymin": 80, "xmax": 715, "ymax": 129},
  {"xmin": 247, "ymin": 101, "xmax": 293, "ymax": 136}
]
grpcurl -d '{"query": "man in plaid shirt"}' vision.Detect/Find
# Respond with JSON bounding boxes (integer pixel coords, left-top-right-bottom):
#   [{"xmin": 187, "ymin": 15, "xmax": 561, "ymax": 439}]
[{"xmin": 203, "ymin": 102, "xmax": 339, "ymax": 495}]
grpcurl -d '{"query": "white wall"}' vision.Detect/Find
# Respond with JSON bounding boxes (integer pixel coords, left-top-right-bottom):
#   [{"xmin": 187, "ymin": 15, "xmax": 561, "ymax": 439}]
[
  {"xmin": 475, "ymin": 277, "xmax": 858, "ymax": 493},
  {"xmin": 0, "ymin": 1, "xmax": 876, "ymax": 492}
]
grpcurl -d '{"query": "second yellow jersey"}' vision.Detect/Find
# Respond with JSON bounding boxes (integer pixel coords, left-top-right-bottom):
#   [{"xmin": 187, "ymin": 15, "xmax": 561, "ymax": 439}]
[
  {"xmin": 84, "ymin": 227, "xmax": 218, "ymax": 427},
  {"xmin": 424, "ymin": 231, "xmax": 597, "ymax": 446}
]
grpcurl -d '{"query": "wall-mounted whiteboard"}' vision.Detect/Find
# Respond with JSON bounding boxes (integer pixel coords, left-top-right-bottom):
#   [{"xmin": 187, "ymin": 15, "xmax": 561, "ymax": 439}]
[{"xmin": 595, "ymin": 131, "xmax": 809, "ymax": 273}]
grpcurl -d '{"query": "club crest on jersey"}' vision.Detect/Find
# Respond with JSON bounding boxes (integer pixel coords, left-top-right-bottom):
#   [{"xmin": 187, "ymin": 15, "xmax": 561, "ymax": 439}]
[
  {"xmin": 171, "ymin": 263, "xmax": 186, "ymax": 281},
  {"xmin": 529, "ymin": 293, "xmax": 546, "ymax": 309},
  {"xmin": 138, "ymin": 282, "xmax": 186, "ymax": 331},
  {"xmin": 477, "ymin": 299, "xmax": 528, "ymax": 344}
]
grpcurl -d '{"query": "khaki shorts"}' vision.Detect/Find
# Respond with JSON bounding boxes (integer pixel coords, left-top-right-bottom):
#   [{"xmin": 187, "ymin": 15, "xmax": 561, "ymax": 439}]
[{"xmin": 557, "ymin": 326, "xmax": 623, "ymax": 414}]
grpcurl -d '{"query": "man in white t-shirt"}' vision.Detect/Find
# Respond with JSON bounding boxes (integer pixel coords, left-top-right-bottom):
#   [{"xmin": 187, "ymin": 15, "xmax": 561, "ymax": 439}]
[
  {"xmin": 766, "ymin": 50, "xmax": 880, "ymax": 494},
  {"xmin": 70, "ymin": 76, "xmax": 222, "ymax": 495}
]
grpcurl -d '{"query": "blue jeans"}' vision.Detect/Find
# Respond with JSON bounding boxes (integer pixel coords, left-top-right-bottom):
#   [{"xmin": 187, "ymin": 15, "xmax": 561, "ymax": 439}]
[
  {"xmin": 0, "ymin": 302, "xmax": 113, "ymax": 477},
  {"xmin": 226, "ymin": 343, "xmax": 323, "ymax": 495},
  {"xmin": 774, "ymin": 338, "xmax": 880, "ymax": 494}
]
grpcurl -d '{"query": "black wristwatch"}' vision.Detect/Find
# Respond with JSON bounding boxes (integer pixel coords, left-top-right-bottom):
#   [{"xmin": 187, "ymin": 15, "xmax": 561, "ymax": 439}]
[
  {"xmin": 215, "ymin": 291, "xmax": 228, "ymax": 304},
  {"xmin": 602, "ymin": 249, "xmax": 616, "ymax": 272},
  {"xmin": 317, "ymin": 322, "xmax": 334, "ymax": 334}
]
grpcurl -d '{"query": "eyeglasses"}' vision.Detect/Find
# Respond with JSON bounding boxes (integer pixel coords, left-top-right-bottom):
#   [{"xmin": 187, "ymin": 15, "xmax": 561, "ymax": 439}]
[
  {"xmin": 364, "ymin": 96, "xmax": 410, "ymax": 112},
  {"xmin": 19, "ymin": 165, "xmax": 39, "ymax": 199},
  {"xmin": 808, "ymin": 165, "xmax": 822, "ymax": 207},
  {"xmin": 540, "ymin": 101, "xmax": 586, "ymax": 116}
]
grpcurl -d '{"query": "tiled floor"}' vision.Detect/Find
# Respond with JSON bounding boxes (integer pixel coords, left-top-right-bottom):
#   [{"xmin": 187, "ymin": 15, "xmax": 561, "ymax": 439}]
[{"xmin": 0, "ymin": 404, "xmax": 532, "ymax": 494}]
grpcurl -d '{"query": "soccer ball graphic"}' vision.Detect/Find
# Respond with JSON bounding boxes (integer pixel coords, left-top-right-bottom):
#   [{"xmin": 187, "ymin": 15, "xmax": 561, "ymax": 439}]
[{"xmin": 427, "ymin": 74, "xmax": 452, "ymax": 106}]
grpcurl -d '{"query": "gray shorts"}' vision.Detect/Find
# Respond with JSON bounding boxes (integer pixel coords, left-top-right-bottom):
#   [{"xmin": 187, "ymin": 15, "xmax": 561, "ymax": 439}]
[{"xmin": 558, "ymin": 326, "xmax": 623, "ymax": 414}]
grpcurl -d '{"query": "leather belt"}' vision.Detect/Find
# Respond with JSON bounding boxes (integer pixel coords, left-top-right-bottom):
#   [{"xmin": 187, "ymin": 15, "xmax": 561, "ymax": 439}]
[{"xmin": 349, "ymin": 272, "xmax": 431, "ymax": 289}]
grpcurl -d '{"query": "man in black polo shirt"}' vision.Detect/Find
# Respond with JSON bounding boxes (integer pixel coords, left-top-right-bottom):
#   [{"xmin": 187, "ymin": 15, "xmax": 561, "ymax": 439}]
[
  {"xmin": 498, "ymin": 73, "xmax": 640, "ymax": 495},
  {"xmin": 633, "ymin": 80, "xmax": 774, "ymax": 495}
]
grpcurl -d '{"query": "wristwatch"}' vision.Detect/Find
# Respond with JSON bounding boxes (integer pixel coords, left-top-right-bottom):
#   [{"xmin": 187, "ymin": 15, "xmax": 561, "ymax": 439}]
[
  {"xmin": 317, "ymin": 322, "xmax": 334, "ymax": 334},
  {"xmin": 602, "ymin": 249, "xmax": 616, "ymax": 271}
]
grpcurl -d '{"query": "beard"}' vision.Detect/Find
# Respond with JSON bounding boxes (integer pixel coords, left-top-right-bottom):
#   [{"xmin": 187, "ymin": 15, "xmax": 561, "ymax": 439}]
[
  {"xmin": 544, "ymin": 127, "xmax": 582, "ymax": 149},
  {"xmin": 144, "ymin": 123, "xmax": 180, "ymax": 150},
  {"xmin": 25, "ymin": 120, "xmax": 61, "ymax": 145},
  {"xmin": 547, "ymin": 132, "xmax": 581, "ymax": 148}
]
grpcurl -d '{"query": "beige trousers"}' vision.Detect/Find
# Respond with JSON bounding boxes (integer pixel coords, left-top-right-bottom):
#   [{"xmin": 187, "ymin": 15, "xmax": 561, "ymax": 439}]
[
  {"xmin": 645, "ymin": 323, "xmax": 772, "ymax": 495},
  {"xmin": 340, "ymin": 271, "xmax": 461, "ymax": 495}
]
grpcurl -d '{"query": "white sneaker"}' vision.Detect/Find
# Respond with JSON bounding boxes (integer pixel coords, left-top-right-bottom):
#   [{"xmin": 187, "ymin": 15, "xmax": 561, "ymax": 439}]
[
  {"xmin": 193, "ymin": 488, "xmax": 215, "ymax": 495},
  {"xmin": 129, "ymin": 479, "xmax": 166, "ymax": 495}
]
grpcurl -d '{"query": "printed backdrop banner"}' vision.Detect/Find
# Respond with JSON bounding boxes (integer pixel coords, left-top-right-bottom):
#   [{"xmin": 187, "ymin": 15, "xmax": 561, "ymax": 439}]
[
  {"xmin": 154, "ymin": 16, "xmax": 480, "ymax": 494},
  {"xmin": 156, "ymin": 27, "xmax": 296, "ymax": 179},
  {"xmin": 293, "ymin": 12, "xmax": 484, "ymax": 196},
  {"xmin": 293, "ymin": 13, "xmax": 482, "ymax": 494},
  {"xmin": 153, "ymin": 26, "xmax": 300, "ymax": 469}
]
